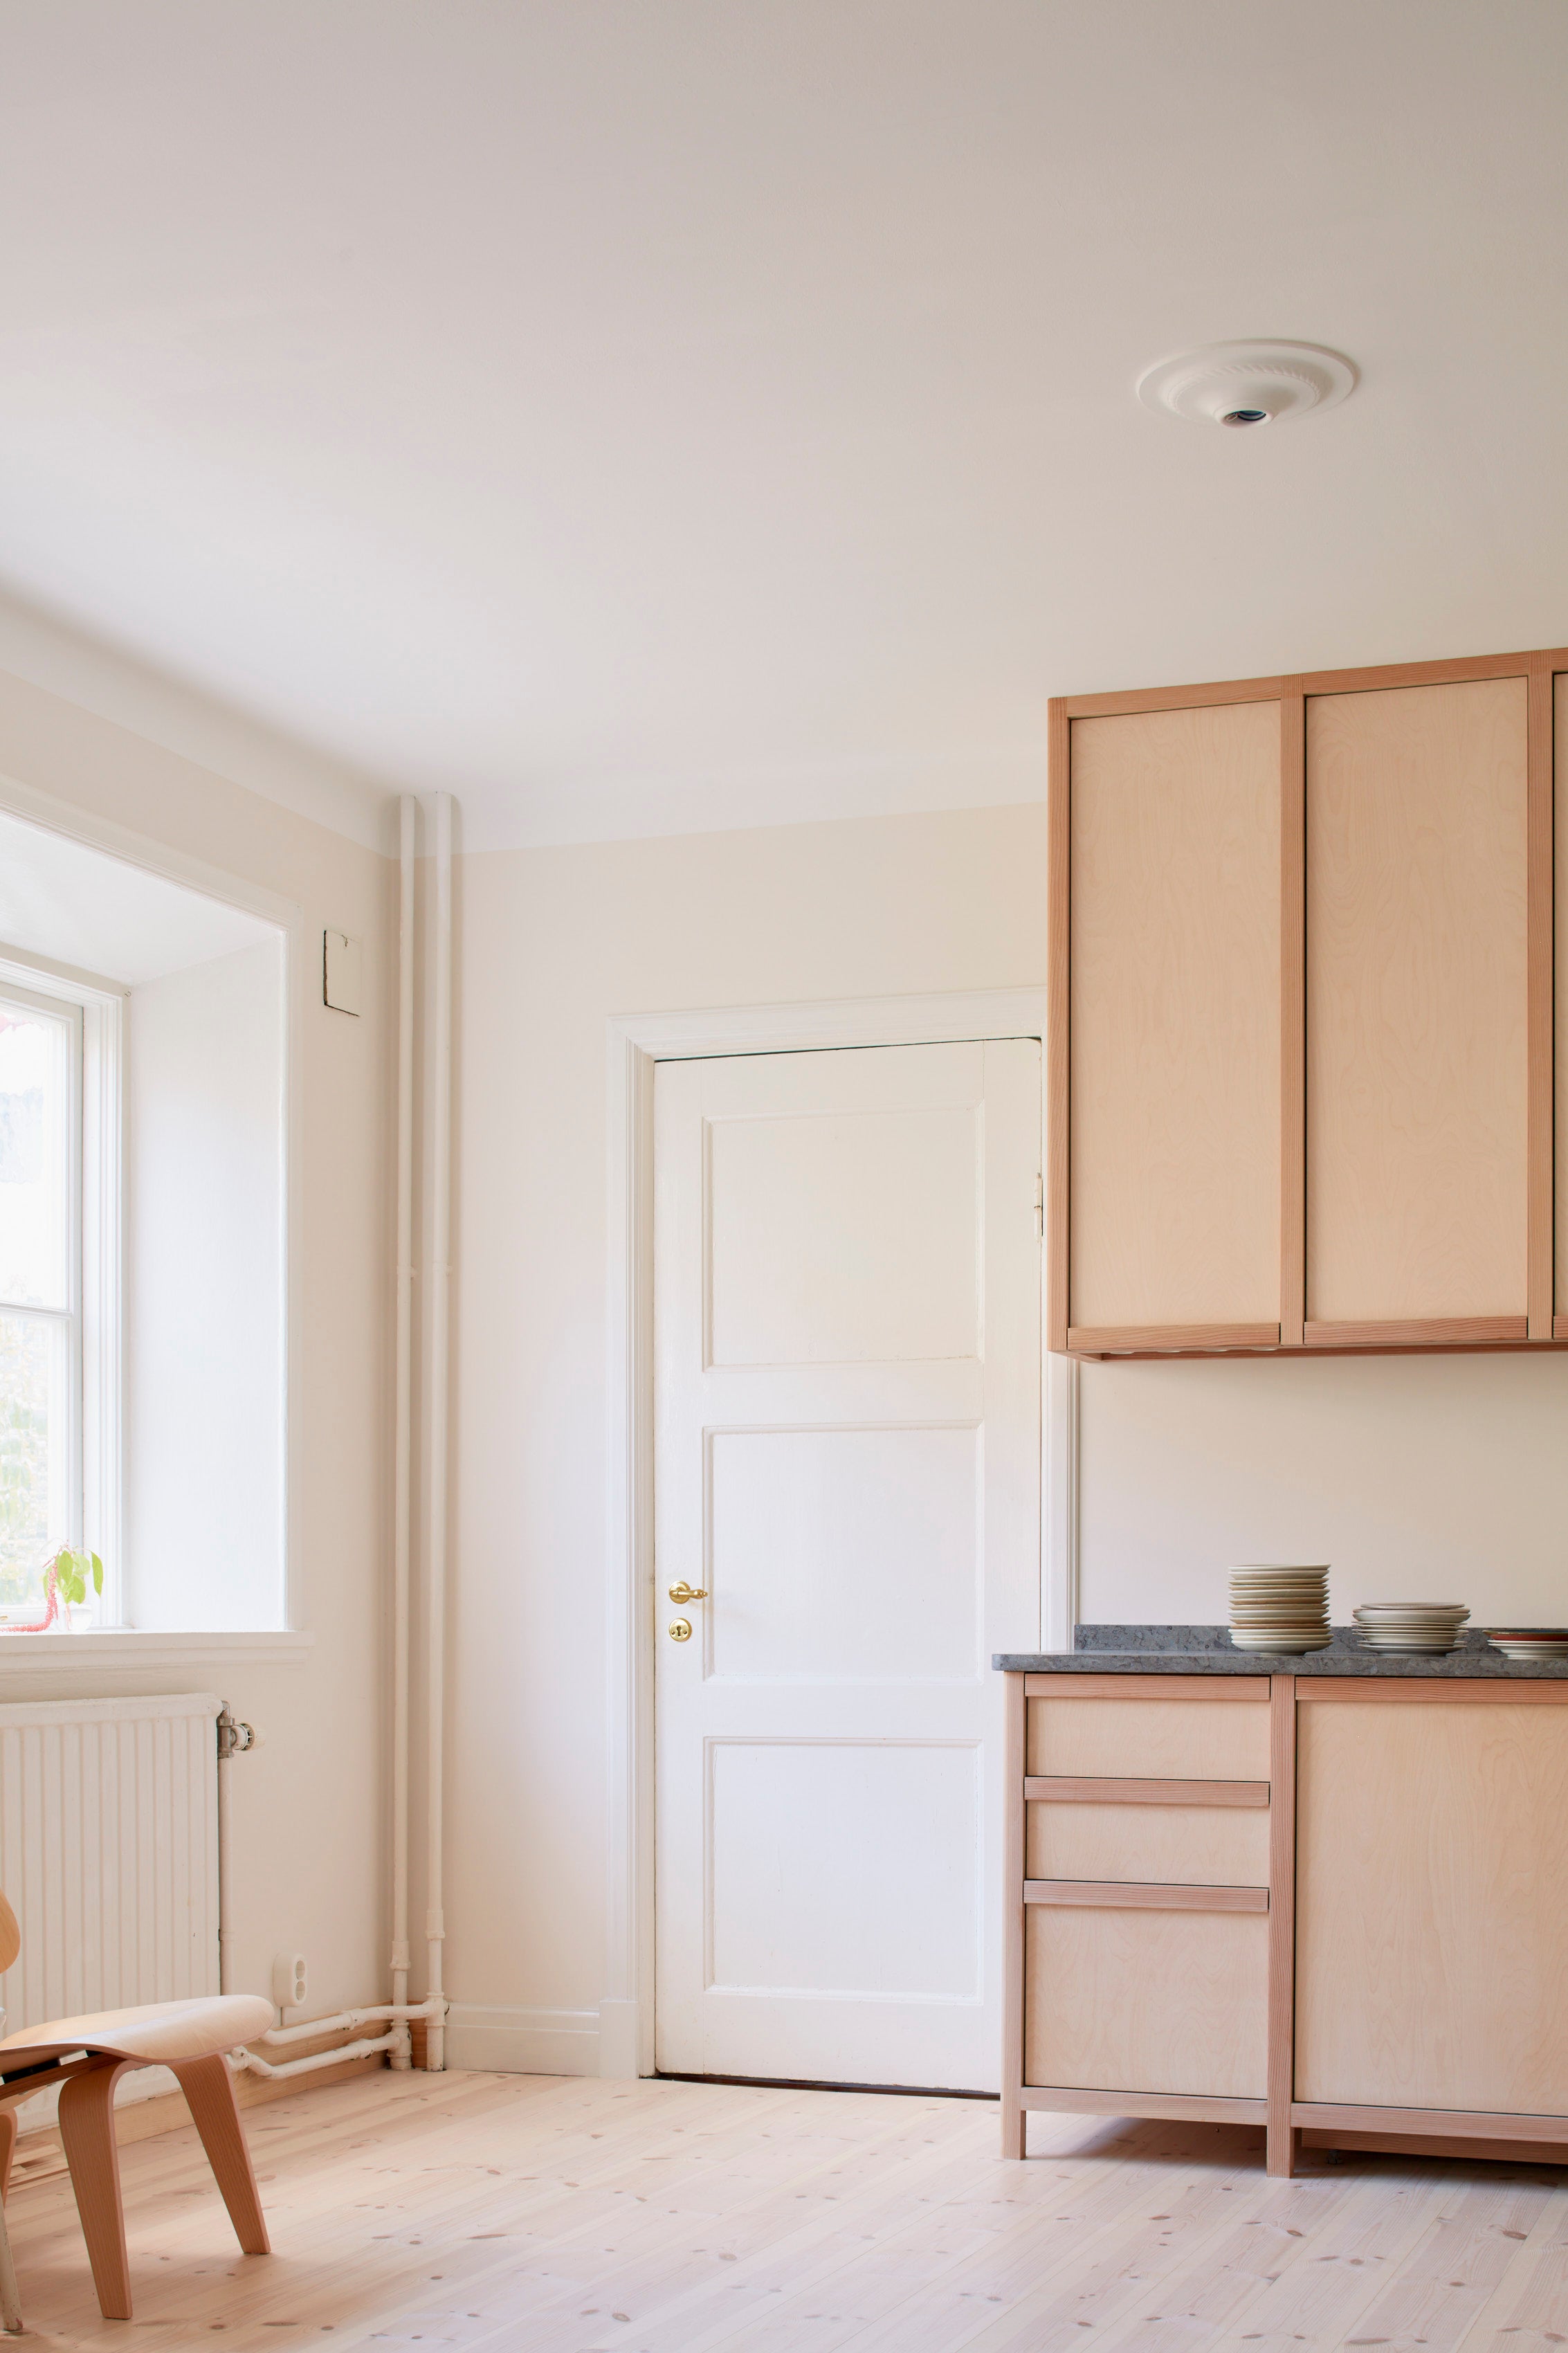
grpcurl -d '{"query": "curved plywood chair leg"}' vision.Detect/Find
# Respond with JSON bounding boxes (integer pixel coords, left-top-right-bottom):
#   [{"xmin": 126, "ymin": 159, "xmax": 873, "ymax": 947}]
[
  {"xmin": 170, "ymin": 2056, "xmax": 269, "ymax": 2255},
  {"xmin": 58, "ymin": 2060, "xmax": 134, "ymax": 2320},
  {"xmin": 0, "ymin": 2107, "xmax": 15, "ymax": 2201},
  {"xmin": 0, "ymin": 2198, "xmax": 21, "ymax": 2334}
]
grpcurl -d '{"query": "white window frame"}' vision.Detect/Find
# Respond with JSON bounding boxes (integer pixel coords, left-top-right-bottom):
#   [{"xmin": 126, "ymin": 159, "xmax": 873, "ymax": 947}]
[{"xmin": 0, "ymin": 954, "xmax": 124, "ymax": 1626}]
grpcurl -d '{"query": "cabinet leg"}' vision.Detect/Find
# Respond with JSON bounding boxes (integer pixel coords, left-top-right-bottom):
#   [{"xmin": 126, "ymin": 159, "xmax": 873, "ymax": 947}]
[
  {"xmin": 1266, "ymin": 2120, "xmax": 1297, "ymax": 2179},
  {"xmin": 1001, "ymin": 2093, "xmax": 1025, "ymax": 2160}
]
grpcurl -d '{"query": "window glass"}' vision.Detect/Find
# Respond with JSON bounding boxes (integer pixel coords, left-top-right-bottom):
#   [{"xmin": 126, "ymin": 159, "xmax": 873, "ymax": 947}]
[
  {"xmin": 0, "ymin": 1006, "xmax": 70, "ymax": 1309},
  {"xmin": 0, "ymin": 1000, "xmax": 74, "ymax": 1608}
]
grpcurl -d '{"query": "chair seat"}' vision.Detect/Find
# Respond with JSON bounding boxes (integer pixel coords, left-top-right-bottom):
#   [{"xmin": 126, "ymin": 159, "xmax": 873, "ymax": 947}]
[{"xmin": 0, "ymin": 1993, "xmax": 274, "ymax": 2071}]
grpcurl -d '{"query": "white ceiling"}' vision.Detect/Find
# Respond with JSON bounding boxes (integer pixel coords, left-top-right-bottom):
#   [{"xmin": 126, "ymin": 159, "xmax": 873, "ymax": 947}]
[{"xmin": 3, "ymin": 1, "xmax": 1567, "ymax": 851}]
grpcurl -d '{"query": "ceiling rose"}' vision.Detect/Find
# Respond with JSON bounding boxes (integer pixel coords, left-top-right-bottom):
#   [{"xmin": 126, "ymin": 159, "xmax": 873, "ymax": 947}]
[{"xmin": 1136, "ymin": 340, "xmax": 1358, "ymax": 428}]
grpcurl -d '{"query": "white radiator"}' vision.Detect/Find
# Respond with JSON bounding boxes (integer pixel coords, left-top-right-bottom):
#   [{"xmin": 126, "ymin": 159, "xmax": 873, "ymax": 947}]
[{"xmin": 0, "ymin": 1692, "xmax": 221, "ymax": 2035}]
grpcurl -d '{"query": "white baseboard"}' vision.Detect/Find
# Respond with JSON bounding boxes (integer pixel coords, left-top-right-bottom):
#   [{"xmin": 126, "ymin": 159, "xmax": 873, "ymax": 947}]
[
  {"xmin": 444, "ymin": 2004, "xmax": 601, "ymax": 2077},
  {"xmin": 595, "ymin": 1997, "xmax": 642, "ymax": 2080}
]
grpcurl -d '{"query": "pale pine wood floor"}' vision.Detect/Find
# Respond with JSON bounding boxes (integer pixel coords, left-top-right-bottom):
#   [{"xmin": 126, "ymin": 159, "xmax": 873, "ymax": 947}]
[{"xmin": 3, "ymin": 2068, "xmax": 1567, "ymax": 2350}]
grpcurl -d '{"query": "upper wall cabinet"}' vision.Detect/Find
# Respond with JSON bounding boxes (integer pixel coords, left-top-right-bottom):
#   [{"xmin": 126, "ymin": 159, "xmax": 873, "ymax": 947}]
[{"xmin": 1049, "ymin": 651, "xmax": 1559, "ymax": 1359}]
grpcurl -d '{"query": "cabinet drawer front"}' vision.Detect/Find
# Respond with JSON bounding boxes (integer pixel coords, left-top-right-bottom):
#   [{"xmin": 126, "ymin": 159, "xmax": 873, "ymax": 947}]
[
  {"xmin": 1028, "ymin": 1799, "xmax": 1270, "ymax": 1887},
  {"xmin": 1025, "ymin": 1905, "xmax": 1268, "ymax": 2099},
  {"xmin": 1028, "ymin": 1695, "xmax": 1270, "ymax": 1782}
]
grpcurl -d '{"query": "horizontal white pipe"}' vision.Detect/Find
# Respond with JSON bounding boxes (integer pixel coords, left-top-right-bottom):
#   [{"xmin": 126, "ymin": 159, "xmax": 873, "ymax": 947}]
[
  {"xmin": 255, "ymin": 1999, "xmax": 444, "ymax": 2049},
  {"xmin": 229, "ymin": 2033, "xmax": 400, "ymax": 2081}
]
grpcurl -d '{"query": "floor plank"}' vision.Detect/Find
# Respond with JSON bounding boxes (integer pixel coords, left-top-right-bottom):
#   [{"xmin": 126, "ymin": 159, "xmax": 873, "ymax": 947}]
[{"xmin": 1, "ymin": 2071, "xmax": 1565, "ymax": 2350}]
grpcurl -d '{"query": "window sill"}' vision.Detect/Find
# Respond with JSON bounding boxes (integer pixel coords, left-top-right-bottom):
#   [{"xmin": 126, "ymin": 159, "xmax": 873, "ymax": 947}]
[{"xmin": 0, "ymin": 1630, "xmax": 313, "ymax": 1673}]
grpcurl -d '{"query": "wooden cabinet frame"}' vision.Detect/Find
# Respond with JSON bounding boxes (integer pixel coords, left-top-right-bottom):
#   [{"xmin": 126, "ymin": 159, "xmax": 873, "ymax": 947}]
[
  {"xmin": 1048, "ymin": 646, "xmax": 1567, "ymax": 1358},
  {"xmin": 1005, "ymin": 1673, "xmax": 1568, "ymax": 2176}
]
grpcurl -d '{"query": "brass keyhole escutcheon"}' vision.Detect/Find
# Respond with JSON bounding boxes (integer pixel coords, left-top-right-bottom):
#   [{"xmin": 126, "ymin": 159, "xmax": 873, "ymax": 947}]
[{"xmin": 668, "ymin": 1617, "xmax": 693, "ymax": 1642}]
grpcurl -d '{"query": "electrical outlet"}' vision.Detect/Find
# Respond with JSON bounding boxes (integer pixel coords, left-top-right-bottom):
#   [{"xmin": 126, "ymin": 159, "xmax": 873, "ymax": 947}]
[{"xmin": 272, "ymin": 1951, "xmax": 308, "ymax": 2013}]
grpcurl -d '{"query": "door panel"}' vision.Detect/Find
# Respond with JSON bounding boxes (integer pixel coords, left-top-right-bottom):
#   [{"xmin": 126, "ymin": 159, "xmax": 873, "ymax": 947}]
[
  {"xmin": 1069, "ymin": 699, "xmax": 1282, "ymax": 1329},
  {"xmin": 1306, "ymin": 678, "xmax": 1528, "ymax": 1322},
  {"xmin": 654, "ymin": 1039, "xmax": 1041, "ymax": 2089}
]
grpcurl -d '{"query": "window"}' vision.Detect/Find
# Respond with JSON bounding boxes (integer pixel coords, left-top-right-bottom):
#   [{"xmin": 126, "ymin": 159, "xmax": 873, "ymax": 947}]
[
  {"xmin": 0, "ymin": 969, "xmax": 119, "ymax": 1624},
  {"xmin": 1, "ymin": 983, "xmax": 76, "ymax": 1614},
  {"xmin": 0, "ymin": 803, "xmax": 287, "ymax": 1635}
]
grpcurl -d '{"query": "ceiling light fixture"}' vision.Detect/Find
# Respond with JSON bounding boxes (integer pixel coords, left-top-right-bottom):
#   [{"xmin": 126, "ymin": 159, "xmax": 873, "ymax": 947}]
[{"xmin": 1137, "ymin": 340, "xmax": 1357, "ymax": 428}]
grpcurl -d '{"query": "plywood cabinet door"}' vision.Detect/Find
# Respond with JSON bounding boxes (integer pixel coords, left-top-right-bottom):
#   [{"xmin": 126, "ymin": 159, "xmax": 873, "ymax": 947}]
[
  {"xmin": 1067, "ymin": 700, "xmax": 1282, "ymax": 1343},
  {"xmin": 1305, "ymin": 678, "xmax": 1529, "ymax": 1335},
  {"xmin": 1295, "ymin": 1697, "xmax": 1568, "ymax": 2114}
]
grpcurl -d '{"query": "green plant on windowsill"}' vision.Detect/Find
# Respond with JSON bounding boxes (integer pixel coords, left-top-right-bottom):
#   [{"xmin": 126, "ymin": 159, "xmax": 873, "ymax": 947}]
[{"xmin": 1, "ymin": 1547, "xmax": 104, "ymax": 1635}]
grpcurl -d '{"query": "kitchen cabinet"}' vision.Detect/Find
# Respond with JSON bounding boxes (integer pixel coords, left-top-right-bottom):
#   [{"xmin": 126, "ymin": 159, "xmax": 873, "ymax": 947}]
[
  {"xmin": 1048, "ymin": 648, "xmax": 1560, "ymax": 1357},
  {"xmin": 1002, "ymin": 1662, "xmax": 1568, "ymax": 2175}
]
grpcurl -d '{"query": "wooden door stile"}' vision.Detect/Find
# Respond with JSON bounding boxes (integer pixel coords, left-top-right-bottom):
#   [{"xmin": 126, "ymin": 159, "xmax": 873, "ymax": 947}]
[
  {"xmin": 1266, "ymin": 1673, "xmax": 1297, "ymax": 2179},
  {"xmin": 1001, "ymin": 1671, "xmax": 1026, "ymax": 2159},
  {"xmin": 1528, "ymin": 653, "xmax": 1554, "ymax": 1337},
  {"xmin": 1279, "ymin": 688, "xmax": 1306, "ymax": 1347},
  {"xmin": 1047, "ymin": 698, "xmax": 1070, "ymax": 1353}
]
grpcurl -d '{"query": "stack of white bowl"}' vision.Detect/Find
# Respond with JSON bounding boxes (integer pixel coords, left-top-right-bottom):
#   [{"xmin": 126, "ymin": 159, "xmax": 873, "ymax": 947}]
[
  {"xmin": 1352, "ymin": 1603, "xmax": 1468, "ymax": 1654},
  {"xmin": 1228, "ymin": 1565, "xmax": 1331, "ymax": 1653}
]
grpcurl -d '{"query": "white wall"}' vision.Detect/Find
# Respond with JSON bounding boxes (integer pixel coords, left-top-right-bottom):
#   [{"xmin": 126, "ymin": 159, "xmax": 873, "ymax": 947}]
[
  {"xmin": 0, "ymin": 662, "xmax": 393, "ymax": 2024},
  {"xmin": 125, "ymin": 936, "xmax": 285, "ymax": 1630}
]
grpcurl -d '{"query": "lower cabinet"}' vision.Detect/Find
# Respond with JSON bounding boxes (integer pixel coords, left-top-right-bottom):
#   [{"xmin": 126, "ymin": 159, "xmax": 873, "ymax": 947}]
[
  {"xmin": 1295, "ymin": 1693, "xmax": 1568, "ymax": 2116},
  {"xmin": 1005, "ymin": 1671, "xmax": 1568, "ymax": 2174}
]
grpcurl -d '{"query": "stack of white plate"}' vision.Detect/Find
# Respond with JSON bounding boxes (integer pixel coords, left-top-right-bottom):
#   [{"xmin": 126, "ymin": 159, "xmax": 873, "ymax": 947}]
[
  {"xmin": 1229, "ymin": 1565, "xmax": 1331, "ymax": 1653},
  {"xmin": 1352, "ymin": 1603, "xmax": 1468, "ymax": 1653},
  {"xmin": 1486, "ymin": 1628, "xmax": 1568, "ymax": 1660}
]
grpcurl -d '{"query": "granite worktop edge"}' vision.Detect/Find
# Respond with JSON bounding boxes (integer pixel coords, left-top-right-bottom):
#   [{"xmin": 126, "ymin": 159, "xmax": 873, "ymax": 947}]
[{"xmin": 994, "ymin": 1625, "xmax": 1568, "ymax": 1678}]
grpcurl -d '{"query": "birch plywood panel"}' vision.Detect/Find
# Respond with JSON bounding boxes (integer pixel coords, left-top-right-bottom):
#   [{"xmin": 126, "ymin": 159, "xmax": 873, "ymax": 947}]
[
  {"xmin": 1557, "ymin": 673, "xmax": 1568, "ymax": 1318},
  {"xmin": 1306, "ymin": 678, "xmax": 1529, "ymax": 1321},
  {"xmin": 1025, "ymin": 1904, "xmax": 1268, "ymax": 2098},
  {"xmin": 1028, "ymin": 1693, "xmax": 1271, "ymax": 1782},
  {"xmin": 1069, "ymin": 701, "xmax": 1281, "ymax": 1327},
  {"xmin": 1026, "ymin": 1796, "xmax": 1270, "ymax": 1886},
  {"xmin": 1295, "ymin": 1695, "xmax": 1568, "ymax": 2111}
]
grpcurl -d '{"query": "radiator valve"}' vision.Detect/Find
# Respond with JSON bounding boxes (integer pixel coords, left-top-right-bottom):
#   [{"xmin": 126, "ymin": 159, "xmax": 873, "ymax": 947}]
[{"xmin": 217, "ymin": 1707, "xmax": 256, "ymax": 1760}]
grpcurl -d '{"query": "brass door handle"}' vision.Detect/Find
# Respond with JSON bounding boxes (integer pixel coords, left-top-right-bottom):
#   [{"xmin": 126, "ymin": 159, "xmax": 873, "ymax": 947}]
[{"xmin": 668, "ymin": 1582, "xmax": 708, "ymax": 1604}]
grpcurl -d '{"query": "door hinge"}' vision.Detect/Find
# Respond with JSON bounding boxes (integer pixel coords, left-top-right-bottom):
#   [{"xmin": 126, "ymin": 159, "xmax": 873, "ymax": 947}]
[{"xmin": 1034, "ymin": 1174, "xmax": 1044, "ymax": 1239}]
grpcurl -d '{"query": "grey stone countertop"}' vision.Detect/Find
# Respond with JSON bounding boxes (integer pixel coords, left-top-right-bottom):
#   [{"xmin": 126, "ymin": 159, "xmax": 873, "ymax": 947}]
[{"xmin": 992, "ymin": 1626, "xmax": 1568, "ymax": 1678}]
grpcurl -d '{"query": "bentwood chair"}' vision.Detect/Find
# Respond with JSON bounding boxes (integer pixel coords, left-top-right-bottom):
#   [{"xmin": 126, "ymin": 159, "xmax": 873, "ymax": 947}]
[{"xmin": 0, "ymin": 1890, "xmax": 275, "ymax": 2322}]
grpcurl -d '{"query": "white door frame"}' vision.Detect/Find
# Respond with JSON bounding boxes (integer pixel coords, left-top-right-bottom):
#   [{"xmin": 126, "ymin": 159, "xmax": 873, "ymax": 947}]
[{"xmin": 599, "ymin": 988, "xmax": 1078, "ymax": 2079}]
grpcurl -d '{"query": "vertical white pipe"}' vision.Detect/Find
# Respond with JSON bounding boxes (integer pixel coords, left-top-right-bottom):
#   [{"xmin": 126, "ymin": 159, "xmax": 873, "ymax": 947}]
[
  {"xmin": 217, "ymin": 1727, "xmax": 234, "ymax": 1997},
  {"xmin": 390, "ymin": 796, "xmax": 417, "ymax": 2065},
  {"xmin": 425, "ymin": 792, "xmax": 453, "ymax": 2068}
]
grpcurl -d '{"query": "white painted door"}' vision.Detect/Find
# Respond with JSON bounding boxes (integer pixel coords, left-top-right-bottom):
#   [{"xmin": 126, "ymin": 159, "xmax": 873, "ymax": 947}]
[{"xmin": 653, "ymin": 1039, "xmax": 1040, "ymax": 2090}]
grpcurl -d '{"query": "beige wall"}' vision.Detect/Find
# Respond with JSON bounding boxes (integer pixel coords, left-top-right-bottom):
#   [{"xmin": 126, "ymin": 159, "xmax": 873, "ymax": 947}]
[
  {"xmin": 447, "ymin": 800, "xmax": 1568, "ymax": 2073},
  {"xmin": 6, "ymin": 657, "xmax": 1559, "ymax": 2079},
  {"xmin": 0, "ymin": 666, "xmax": 394, "ymax": 2020},
  {"xmin": 1077, "ymin": 1351, "xmax": 1568, "ymax": 1628},
  {"xmin": 443, "ymin": 803, "xmax": 1048, "ymax": 2069}
]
